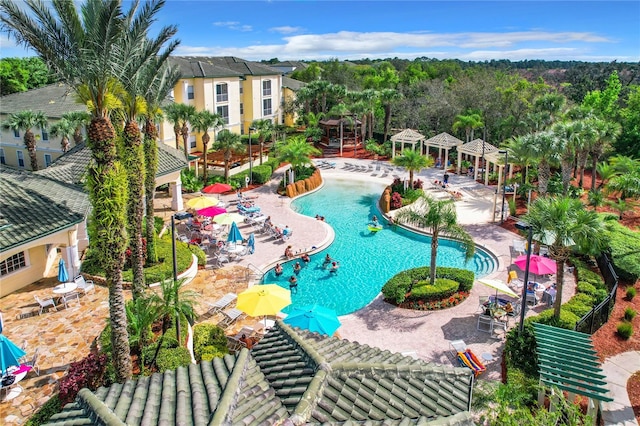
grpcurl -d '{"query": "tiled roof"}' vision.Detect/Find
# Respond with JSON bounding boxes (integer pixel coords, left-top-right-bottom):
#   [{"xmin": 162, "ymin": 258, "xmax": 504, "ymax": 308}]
[
  {"xmin": 0, "ymin": 83, "xmax": 87, "ymax": 119},
  {"xmin": 458, "ymin": 139, "xmax": 498, "ymax": 155},
  {"xmin": 0, "ymin": 166, "xmax": 89, "ymax": 252},
  {"xmin": 283, "ymin": 76, "xmax": 306, "ymax": 91},
  {"xmin": 425, "ymin": 133, "xmax": 464, "ymax": 149},
  {"xmin": 36, "ymin": 141, "xmax": 187, "ymax": 185},
  {"xmin": 47, "ymin": 322, "xmax": 473, "ymax": 425},
  {"xmin": 390, "ymin": 129, "xmax": 426, "ymax": 144},
  {"xmin": 170, "ymin": 56, "xmax": 283, "ymax": 78}
]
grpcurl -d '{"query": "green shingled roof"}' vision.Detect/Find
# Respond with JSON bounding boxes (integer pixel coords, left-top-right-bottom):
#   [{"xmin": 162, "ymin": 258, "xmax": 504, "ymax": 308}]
[
  {"xmin": 36, "ymin": 141, "xmax": 187, "ymax": 185},
  {"xmin": 0, "ymin": 83, "xmax": 86, "ymax": 119},
  {"xmin": 170, "ymin": 56, "xmax": 283, "ymax": 78},
  {"xmin": 0, "ymin": 166, "xmax": 90, "ymax": 252},
  {"xmin": 45, "ymin": 322, "xmax": 474, "ymax": 426}
]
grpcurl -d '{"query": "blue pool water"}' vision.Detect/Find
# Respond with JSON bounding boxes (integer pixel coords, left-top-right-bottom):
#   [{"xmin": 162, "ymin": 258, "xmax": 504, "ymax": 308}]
[{"xmin": 262, "ymin": 178, "xmax": 496, "ymax": 315}]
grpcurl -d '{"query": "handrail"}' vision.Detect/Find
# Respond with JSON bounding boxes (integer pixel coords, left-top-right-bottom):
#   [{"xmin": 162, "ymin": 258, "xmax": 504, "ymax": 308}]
[{"xmin": 246, "ymin": 263, "xmax": 265, "ymax": 280}]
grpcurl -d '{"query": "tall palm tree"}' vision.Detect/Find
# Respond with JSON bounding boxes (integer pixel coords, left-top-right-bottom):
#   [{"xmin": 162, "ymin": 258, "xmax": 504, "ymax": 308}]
[
  {"xmin": 551, "ymin": 120, "xmax": 584, "ymax": 195},
  {"xmin": 179, "ymin": 104, "xmax": 197, "ymax": 160},
  {"xmin": 61, "ymin": 110, "xmax": 91, "ymax": 146},
  {"xmin": 251, "ymin": 118, "xmax": 274, "ymax": 165},
  {"xmin": 192, "ymin": 110, "xmax": 224, "ymax": 184},
  {"xmin": 212, "ymin": 129, "xmax": 245, "ymax": 182},
  {"xmin": 392, "ymin": 149, "xmax": 434, "ymax": 189},
  {"xmin": 453, "ymin": 113, "xmax": 483, "ymax": 143},
  {"xmin": 49, "ymin": 116, "xmax": 75, "ymax": 153},
  {"xmin": 523, "ymin": 196, "xmax": 606, "ymax": 319},
  {"xmin": 141, "ymin": 61, "xmax": 181, "ymax": 265},
  {"xmin": 274, "ymin": 135, "xmax": 321, "ymax": 175},
  {"xmin": 525, "ymin": 131, "xmax": 559, "ymax": 196},
  {"xmin": 1, "ymin": 0, "xmax": 175, "ymax": 381},
  {"xmin": 588, "ymin": 118, "xmax": 621, "ymax": 191},
  {"xmin": 395, "ymin": 195, "xmax": 475, "ymax": 285},
  {"xmin": 163, "ymin": 102, "xmax": 182, "ymax": 150},
  {"xmin": 380, "ymin": 88, "xmax": 403, "ymax": 142},
  {"xmin": 503, "ymin": 136, "xmax": 535, "ymax": 185},
  {"xmin": 2, "ymin": 110, "xmax": 47, "ymax": 170}
]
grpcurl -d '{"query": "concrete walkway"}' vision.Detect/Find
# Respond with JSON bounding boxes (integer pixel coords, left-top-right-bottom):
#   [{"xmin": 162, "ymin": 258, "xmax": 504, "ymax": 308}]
[{"xmin": 601, "ymin": 351, "xmax": 640, "ymax": 425}]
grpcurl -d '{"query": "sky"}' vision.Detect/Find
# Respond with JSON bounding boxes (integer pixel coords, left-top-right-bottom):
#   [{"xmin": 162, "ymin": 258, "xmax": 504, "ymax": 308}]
[{"xmin": 1, "ymin": 1, "xmax": 639, "ymax": 62}]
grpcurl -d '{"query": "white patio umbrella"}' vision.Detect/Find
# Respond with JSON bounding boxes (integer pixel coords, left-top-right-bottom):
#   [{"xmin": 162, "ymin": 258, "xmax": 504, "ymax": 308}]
[{"xmin": 476, "ymin": 279, "xmax": 518, "ymax": 299}]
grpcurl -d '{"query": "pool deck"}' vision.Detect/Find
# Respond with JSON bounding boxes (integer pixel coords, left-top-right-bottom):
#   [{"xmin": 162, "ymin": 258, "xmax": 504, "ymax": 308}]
[{"xmin": 0, "ymin": 158, "xmax": 575, "ymax": 424}]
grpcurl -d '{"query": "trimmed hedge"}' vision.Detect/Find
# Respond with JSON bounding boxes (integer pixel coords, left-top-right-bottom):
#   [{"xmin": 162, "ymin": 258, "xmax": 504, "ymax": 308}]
[
  {"xmin": 25, "ymin": 395, "xmax": 62, "ymax": 426},
  {"xmin": 251, "ymin": 164, "xmax": 273, "ymax": 184},
  {"xmin": 156, "ymin": 347, "xmax": 192, "ymax": 373},
  {"xmin": 603, "ymin": 219, "xmax": 640, "ymax": 282},
  {"xmin": 530, "ymin": 308, "xmax": 580, "ymax": 330},
  {"xmin": 406, "ymin": 278, "xmax": 459, "ymax": 301},
  {"xmin": 193, "ymin": 323, "xmax": 229, "ymax": 362},
  {"xmin": 381, "ymin": 266, "xmax": 474, "ymax": 304}
]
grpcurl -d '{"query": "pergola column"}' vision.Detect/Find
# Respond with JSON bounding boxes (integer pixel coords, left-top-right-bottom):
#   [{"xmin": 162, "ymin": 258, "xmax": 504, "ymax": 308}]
[
  {"xmin": 392, "ymin": 140, "xmax": 396, "ymax": 158},
  {"xmin": 473, "ymin": 156, "xmax": 480, "ymax": 181},
  {"xmin": 170, "ymin": 180, "xmax": 184, "ymax": 212},
  {"xmin": 443, "ymin": 149, "xmax": 449, "ymax": 171},
  {"xmin": 497, "ymin": 164, "xmax": 504, "ymax": 193},
  {"xmin": 457, "ymin": 151, "xmax": 462, "ymax": 174}
]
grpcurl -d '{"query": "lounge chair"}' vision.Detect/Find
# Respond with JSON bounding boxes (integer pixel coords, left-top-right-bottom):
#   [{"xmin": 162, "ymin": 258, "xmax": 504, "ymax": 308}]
[
  {"xmin": 205, "ymin": 292, "xmax": 237, "ymax": 316},
  {"xmin": 34, "ymin": 295, "xmax": 57, "ymax": 315},
  {"xmin": 74, "ymin": 275, "xmax": 95, "ymax": 294},
  {"xmin": 218, "ymin": 308, "xmax": 245, "ymax": 329}
]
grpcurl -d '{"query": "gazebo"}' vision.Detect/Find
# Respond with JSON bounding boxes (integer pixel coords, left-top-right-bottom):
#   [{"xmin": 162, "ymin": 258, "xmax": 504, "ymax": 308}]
[
  {"xmin": 457, "ymin": 138, "xmax": 499, "ymax": 185},
  {"xmin": 390, "ymin": 129, "xmax": 425, "ymax": 158},
  {"xmin": 319, "ymin": 117, "xmax": 362, "ymax": 156},
  {"xmin": 423, "ymin": 132, "xmax": 464, "ymax": 169}
]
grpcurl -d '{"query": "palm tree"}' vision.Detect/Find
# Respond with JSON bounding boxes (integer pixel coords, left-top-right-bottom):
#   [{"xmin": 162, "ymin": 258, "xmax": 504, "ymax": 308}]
[
  {"xmin": 524, "ymin": 131, "xmax": 559, "ymax": 196},
  {"xmin": 2, "ymin": 110, "xmax": 47, "ymax": 170},
  {"xmin": 1, "ymin": 0, "xmax": 175, "ymax": 381},
  {"xmin": 392, "ymin": 149, "xmax": 433, "ymax": 189},
  {"xmin": 595, "ymin": 162, "xmax": 619, "ymax": 189},
  {"xmin": 141, "ymin": 61, "xmax": 181, "ymax": 265},
  {"xmin": 453, "ymin": 113, "xmax": 483, "ymax": 143},
  {"xmin": 251, "ymin": 118, "xmax": 274, "ymax": 165},
  {"xmin": 49, "ymin": 117, "xmax": 75, "ymax": 153},
  {"xmin": 179, "ymin": 104, "xmax": 197, "ymax": 160},
  {"xmin": 274, "ymin": 135, "xmax": 321, "ymax": 175},
  {"xmin": 607, "ymin": 199, "xmax": 634, "ymax": 220},
  {"xmin": 503, "ymin": 136, "xmax": 535, "ymax": 185},
  {"xmin": 380, "ymin": 88, "xmax": 403, "ymax": 143},
  {"xmin": 606, "ymin": 155, "xmax": 640, "ymax": 200},
  {"xmin": 212, "ymin": 129, "xmax": 245, "ymax": 182},
  {"xmin": 192, "ymin": 110, "xmax": 224, "ymax": 184},
  {"xmin": 163, "ymin": 102, "xmax": 182, "ymax": 150},
  {"xmin": 125, "ymin": 295, "xmax": 159, "ymax": 364},
  {"xmin": 523, "ymin": 196, "xmax": 606, "ymax": 319},
  {"xmin": 551, "ymin": 120, "xmax": 584, "ymax": 195},
  {"xmin": 61, "ymin": 111, "xmax": 91, "ymax": 146},
  {"xmin": 395, "ymin": 195, "xmax": 475, "ymax": 285},
  {"xmin": 588, "ymin": 118, "xmax": 621, "ymax": 191}
]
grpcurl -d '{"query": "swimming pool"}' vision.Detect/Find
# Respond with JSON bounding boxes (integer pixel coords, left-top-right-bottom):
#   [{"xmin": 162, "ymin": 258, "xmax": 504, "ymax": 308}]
[{"xmin": 262, "ymin": 178, "xmax": 497, "ymax": 315}]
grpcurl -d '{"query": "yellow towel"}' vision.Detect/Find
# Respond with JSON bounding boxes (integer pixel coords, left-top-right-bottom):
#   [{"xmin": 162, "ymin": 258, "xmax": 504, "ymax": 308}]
[{"xmin": 508, "ymin": 270, "xmax": 518, "ymax": 283}]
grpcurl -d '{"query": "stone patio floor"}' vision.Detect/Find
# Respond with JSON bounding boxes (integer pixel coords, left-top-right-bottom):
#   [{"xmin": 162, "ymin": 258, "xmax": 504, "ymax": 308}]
[{"xmin": 0, "ymin": 159, "xmax": 575, "ymax": 424}]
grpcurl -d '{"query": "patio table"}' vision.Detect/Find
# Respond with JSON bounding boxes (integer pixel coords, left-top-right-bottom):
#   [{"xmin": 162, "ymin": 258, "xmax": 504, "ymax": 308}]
[
  {"xmin": 53, "ymin": 282, "xmax": 77, "ymax": 295},
  {"xmin": 1, "ymin": 366, "xmax": 29, "ymax": 401}
]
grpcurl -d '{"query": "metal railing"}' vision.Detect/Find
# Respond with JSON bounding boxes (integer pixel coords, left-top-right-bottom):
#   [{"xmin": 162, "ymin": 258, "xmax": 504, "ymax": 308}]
[{"xmin": 574, "ymin": 253, "xmax": 618, "ymax": 334}]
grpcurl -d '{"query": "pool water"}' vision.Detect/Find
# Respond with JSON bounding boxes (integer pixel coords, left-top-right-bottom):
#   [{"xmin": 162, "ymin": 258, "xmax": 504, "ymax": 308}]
[{"xmin": 262, "ymin": 178, "xmax": 496, "ymax": 315}]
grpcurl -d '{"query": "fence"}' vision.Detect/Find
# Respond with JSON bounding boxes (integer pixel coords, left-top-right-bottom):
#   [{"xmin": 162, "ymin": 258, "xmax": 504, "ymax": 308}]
[{"xmin": 574, "ymin": 253, "xmax": 619, "ymax": 335}]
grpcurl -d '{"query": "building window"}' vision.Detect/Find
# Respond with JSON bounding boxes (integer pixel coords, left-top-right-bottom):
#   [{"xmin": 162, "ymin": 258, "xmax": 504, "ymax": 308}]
[
  {"xmin": 0, "ymin": 148, "xmax": 5, "ymax": 165},
  {"xmin": 239, "ymin": 83, "xmax": 243, "ymax": 94},
  {"xmin": 0, "ymin": 251, "xmax": 27, "ymax": 276},
  {"xmin": 216, "ymin": 105, "xmax": 229, "ymax": 124},
  {"xmin": 187, "ymin": 85, "xmax": 194, "ymax": 100},
  {"xmin": 240, "ymin": 103, "xmax": 244, "ymax": 115},
  {"xmin": 216, "ymin": 83, "xmax": 228, "ymax": 102},
  {"xmin": 263, "ymin": 98, "xmax": 272, "ymax": 116},
  {"xmin": 41, "ymin": 128, "xmax": 49, "ymax": 141},
  {"xmin": 17, "ymin": 151, "xmax": 25, "ymax": 168},
  {"xmin": 262, "ymin": 80, "xmax": 271, "ymax": 96},
  {"xmin": 189, "ymin": 136, "xmax": 196, "ymax": 149},
  {"xmin": 13, "ymin": 129, "xmax": 20, "ymax": 138},
  {"xmin": 44, "ymin": 154, "xmax": 52, "ymax": 167}
]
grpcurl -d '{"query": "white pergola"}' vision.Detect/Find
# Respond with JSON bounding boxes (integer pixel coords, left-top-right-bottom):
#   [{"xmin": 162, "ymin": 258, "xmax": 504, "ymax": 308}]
[
  {"xmin": 423, "ymin": 132, "xmax": 464, "ymax": 169},
  {"xmin": 457, "ymin": 138, "xmax": 500, "ymax": 185},
  {"xmin": 390, "ymin": 129, "xmax": 425, "ymax": 158},
  {"xmin": 485, "ymin": 150, "xmax": 514, "ymax": 189}
]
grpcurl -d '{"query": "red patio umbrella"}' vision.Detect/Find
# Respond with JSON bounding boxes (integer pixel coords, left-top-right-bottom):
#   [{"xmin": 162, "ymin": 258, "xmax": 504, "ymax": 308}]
[
  {"xmin": 513, "ymin": 254, "xmax": 557, "ymax": 280},
  {"xmin": 202, "ymin": 183, "xmax": 232, "ymax": 194},
  {"xmin": 197, "ymin": 206, "xmax": 227, "ymax": 217}
]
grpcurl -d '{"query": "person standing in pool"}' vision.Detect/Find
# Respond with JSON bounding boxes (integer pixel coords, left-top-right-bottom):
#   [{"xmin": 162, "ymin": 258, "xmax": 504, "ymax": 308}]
[
  {"xmin": 293, "ymin": 261, "xmax": 302, "ymax": 275},
  {"xmin": 329, "ymin": 261, "xmax": 339, "ymax": 274},
  {"xmin": 274, "ymin": 263, "xmax": 283, "ymax": 277},
  {"xmin": 288, "ymin": 275, "xmax": 298, "ymax": 293},
  {"xmin": 322, "ymin": 254, "xmax": 333, "ymax": 268},
  {"xmin": 301, "ymin": 252, "xmax": 310, "ymax": 264}
]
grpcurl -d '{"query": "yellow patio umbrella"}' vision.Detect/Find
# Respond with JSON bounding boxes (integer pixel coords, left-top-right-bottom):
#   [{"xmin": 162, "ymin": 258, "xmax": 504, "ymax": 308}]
[
  {"xmin": 213, "ymin": 212, "xmax": 245, "ymax": 225},
  {"xmin": 237, "ymin": 284, "xmax": 291, "ymax": 317},
  {"xmin": 186, "ymin": 195, "xmax": 219, "ymax": 209}
]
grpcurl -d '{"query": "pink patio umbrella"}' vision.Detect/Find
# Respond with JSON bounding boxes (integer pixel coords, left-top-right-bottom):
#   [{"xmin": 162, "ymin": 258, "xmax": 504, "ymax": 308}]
[
  {"xmin": 197, "ymin": 206, "xmax": 227, "ymax": 218},
  {"xmin": 513, "ymin": 254, "xmax": 557, "ymax": 281}
]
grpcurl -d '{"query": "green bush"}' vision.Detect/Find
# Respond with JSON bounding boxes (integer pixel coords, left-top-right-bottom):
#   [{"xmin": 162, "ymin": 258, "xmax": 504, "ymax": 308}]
[
  {"xmin": 156, "ymin": 347, "xmax": 192, "ymax": 373},
  {"xmin": 616, "ymin": 322, "xmax": 633, "ymax": 340},
  {"xmin": 381, "ymin": 266, "xmax": 474, "ymax": 304},
  {"xmin": 406, "ymin": 278, "xmax": 459, "ymax": 301},
  {"xmin": 627, "ymin": 287, "xmax": 637, "ymax": 300},
  {"xmin": 624, "ymin": 307, "xmax": 637, "ymax": 322},
  {"xmin": 402, "ymin": 188, "xmax": 423, "ymax": 204},
  {"xmin": 251, "ymin": 164, "xmax": 273, "ymax": 184},
  {"xmin": 229, "ymin": 171, "xmax": 249, "ymax": 189},
  {"xmin": 141, "ymin": 334, "xmax": 179, "ymax": 363},
  {"xmin": 263, "ymin": 158, "xmax": 281, "ymax": 173},
  {"xmin": 25, "ymin": 395, "xmax": 62, "ymax": 426},
  {"xmin": 193, "ymin": 323, "xmax": 229, "ymax": 361},
  {"xmin": 186, "ymin": 244, "xmax": 206, "ymax": 267},
  {"xmin": 575, "ymin": 281, "xmax": 608, "ymax": 304},
  {"xmin": 564, "ymin": 297, "xmax": 594, "ymax": 318},
  {"xmin": 503, "ymin": 323, "xmax": 539, "ymax": 378},
  {"xmin": 603, "ymin": 220, "xmax": 640, "ymax": 281},
  {"xmin": 200, "ymin": 346, "xmax": 227, "ymax": 362},
  {"xmin": 530, "ymin": 308, "xmax": 580, "ymax": 330}
]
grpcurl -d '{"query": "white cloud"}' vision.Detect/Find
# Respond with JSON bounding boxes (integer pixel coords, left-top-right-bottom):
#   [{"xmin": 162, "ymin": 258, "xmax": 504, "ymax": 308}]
[
  {"xmin": 213, "ymin": 21, "xmax": 252, "ymax": 32},
  {"xmin": 270, "ymin": 26, "xmax": 302, "ymax": 34}
]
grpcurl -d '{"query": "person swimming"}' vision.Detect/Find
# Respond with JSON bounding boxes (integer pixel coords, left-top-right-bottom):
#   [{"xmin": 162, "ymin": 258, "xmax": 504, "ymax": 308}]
[
  {"xmin": 371, "ymin": 215, "xmax": 379, "ymax": 226},
  {"xmin": 293, "ymin": 261, "xmax": 302, "ymax": 275},
  {"xmin": 301, "ymin": 253, "xmax": 310, "ymax": 263},
  {"xmin": 274, "ymin": 263, "xmax": 283, "ymax": 277},
  {"xmin": 322, "ymin": 254, "xmax": 333, "ymax": 268},
  {"xmin": 329, "ymin": 261, "xmax": 339, "ymax": 274},
  {"xmin": 288, "ymin": 275, "xmax": 298, "ymax": 293}
]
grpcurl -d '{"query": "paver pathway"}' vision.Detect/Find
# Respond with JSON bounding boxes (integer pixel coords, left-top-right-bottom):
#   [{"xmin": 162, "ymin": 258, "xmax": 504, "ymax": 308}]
[{"xmin": 601, "ymin": 351, "xmax": 640, "ymax": 425}]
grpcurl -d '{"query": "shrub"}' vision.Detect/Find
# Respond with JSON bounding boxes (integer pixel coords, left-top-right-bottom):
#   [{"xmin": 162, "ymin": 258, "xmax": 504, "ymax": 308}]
[
  {"xmin": 390, "ymin": 192, "xmax": 403, "ymax": 209},
  {"xmin": 403, "ymin": 188, "xmax": 423, "ymax": 204},
  {"xmin": 627, "ymin": 287, "xmax": 637, "ymax": 300},
  {"xmin": 381, "ymin": 266, "xmax": 473, "ymax": 304},
  {"xmin": 564, "ymin": 296, "xmax": 594, "ymax": 318},
  {"xmin": 508, "ymin": 197, "xmax": 516, "ymax": 216},
  {"xmin": 603, "ymin": 220, "xmax": 640, "ymax": 281},
  {"xmin": 530, "ymin": 308, "xmax": 580, "ymax": 330},
  {"xmin": 624, "ymin": 307, "xmax": 637, "ymax": 322},
  {"xmin": 250, "ymin": 164, "xmax": 273, "ymax": 184},
  {"xmin": 25, "ymin": 395, "xmax": 62, "ymax": 426},
  {"xmin": 200, "ymin": 346, "xmax": 227, "ymax": 362},
  {"xmin": 156, "ymin": 347, "xmax": 192, "ymax": 372},
  {"xmin": 58, "ymin": 353, "xmax": 107, "ymax": 405},
  {"xmin": 141, "ymin": 334, "xmax": 179, "ymax": 364},
  {"xmin": 193, "ymin": 323, "xmax": 229, "ymax": 361},
  {"xmin": 406, "ymin": 278, "xmax": 459, "ymax": 301},
  {"xmin": 503, "ymin": 323, "xmax": 539, "ymax": 378},
  {"xmin": 616, "ymin": 322, "xmax": 633, "ymax": 340},
  {"xmin": 229, "ymin": 171, "xmax": 249, "ymax": 189},
  {"xmin": 186, "ymin": 244, "xmax": 206, "ymax": 267}
]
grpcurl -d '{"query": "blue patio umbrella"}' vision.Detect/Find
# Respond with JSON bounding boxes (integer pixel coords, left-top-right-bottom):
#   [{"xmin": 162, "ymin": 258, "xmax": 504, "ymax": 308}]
[
  {"xmin": 247, "ymin": 233, "xmax": 255, "ymax": 254},
  {"xmin": 227, "ymin": 222, "xmax": 244, "ymax": 243},
  {"xmin": 58, "ymin": 258, "xmax": 69, "ymax": 284},
  {"xmin": 284, "ymin": 304, "xmax": 341, "ymax": 336},
  {"xmin": 0, "ymin": 335, "xmax": 26, "ymax": 375}
]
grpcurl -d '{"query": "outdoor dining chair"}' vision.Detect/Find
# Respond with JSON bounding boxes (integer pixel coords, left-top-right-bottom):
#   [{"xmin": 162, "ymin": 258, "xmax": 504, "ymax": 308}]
[
  {"xmin": 24, "ymin": 348, "xmax": 40, "ymax": 376},
  {"xmin": 34, "ymin": 295, "xmax": 57, "ymax": 315},
  {"xmin": 61, "ymin": 292, "xmax": 80, "ymax": 309},
  {"xmin": 74, "ymin": 275, "xmax": 95, "ymax": 294}
]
